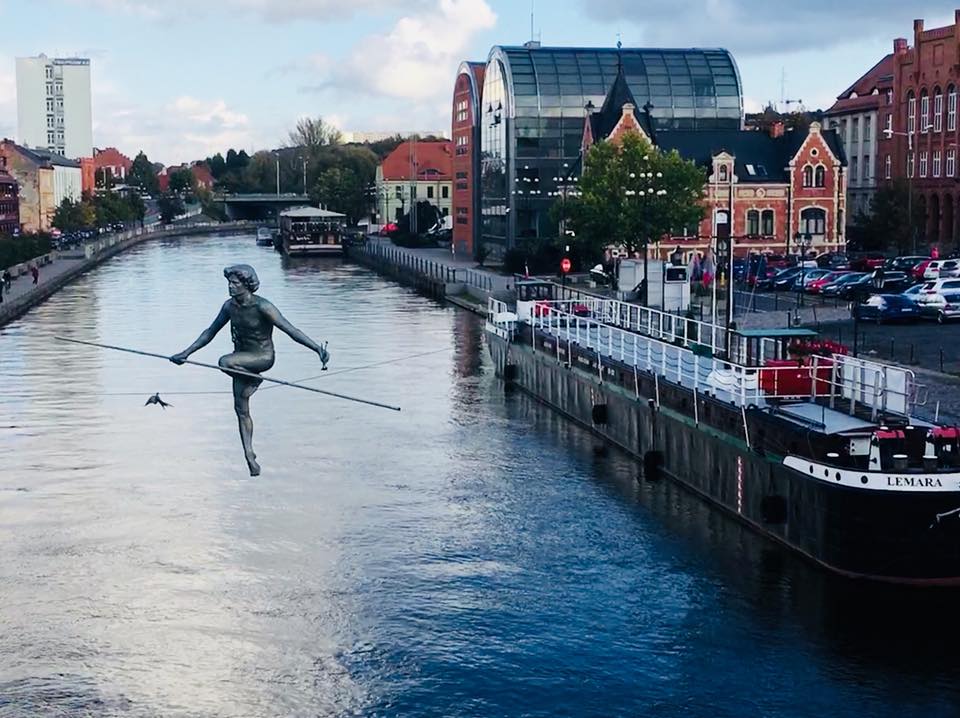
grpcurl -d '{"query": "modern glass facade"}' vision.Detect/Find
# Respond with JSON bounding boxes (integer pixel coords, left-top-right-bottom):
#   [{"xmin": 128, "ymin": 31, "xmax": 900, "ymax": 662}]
[{"xmin": 479, "ymin": 45, "xmax": 743, "ymax": 256}]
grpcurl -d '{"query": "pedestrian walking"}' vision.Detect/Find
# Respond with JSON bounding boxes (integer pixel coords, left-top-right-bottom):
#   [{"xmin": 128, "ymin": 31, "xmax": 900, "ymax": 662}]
[
  {"xmin": 2, "ymin": 269, "xmax": 10, "ymax": 290},
  {"xmin": 30, "ymin": 264, "xmax": 39, "ymax": 285}
]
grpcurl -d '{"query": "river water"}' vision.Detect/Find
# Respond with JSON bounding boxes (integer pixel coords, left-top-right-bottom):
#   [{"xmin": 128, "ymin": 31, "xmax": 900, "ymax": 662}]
[{"xmin": 2, "ymin": 233, "xmax": 960, "ymax": 718}]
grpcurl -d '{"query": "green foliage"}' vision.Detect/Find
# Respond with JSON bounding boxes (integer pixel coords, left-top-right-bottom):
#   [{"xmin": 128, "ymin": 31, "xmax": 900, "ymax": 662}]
[
  {"xmin": 287, "ymin": 116, "xmax": 342, "ymax": 156},
  {"xmin": 207, "ymin": 153, "xmax": 226, "ymax": 179},
  {"xmin": 92, "ymin": 191, "xmax": 144, "ymax": 227},
  {"xmin": 53, "ymin": 197, "xmax": 95, "ymax": 232},
  {"xmin": 129, "ymin": 151, "xmax": 160, "ymax": 195},
  {"xmin": 158, "ymin": 192, "xmax": 185, "ymax": 223},
  {"xmin": 168, "ymin": 168, "xmax": 195, "ymax": 195},
  {"xmin": 852, "ymin": 180, "xmax": 925, "ymax": 253},
  {"xmin": 309, "ymin": 166, "xmax": 366, "ymax": 225},
  {"xmin": 557, "ymin": 133, "xmax": 706, "ymax": 265},
  {"xmin": 0, "ymin": 233, "xmax": 53, "ymax": 269}
]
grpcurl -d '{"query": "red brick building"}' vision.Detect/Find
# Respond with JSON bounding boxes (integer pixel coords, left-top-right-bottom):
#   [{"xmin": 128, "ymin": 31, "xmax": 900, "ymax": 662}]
[
  {"xmin": 451, "ymin": 61, "xmax": 485, "ymax": 257},
  {"xmin": 158, "ymin": 163, "xmax": 214, "ymax": 193},
  {"xmin": 79, "ymin": 156, "xmax": 95, "ymax": 195},
  {"xmin": 0, "ymin": 157, "xmax": 19, "ymax": 236},
  {"xmin": 582, "ymin": 67, "xmax": 847, "ymax": 258},
  {"xmin": 93, "ymin": 147, "xmax": 132, "ymax": 185},
  {"xmin": 881, "ymin": 11, "xmax": 960, "ymax": 248}
]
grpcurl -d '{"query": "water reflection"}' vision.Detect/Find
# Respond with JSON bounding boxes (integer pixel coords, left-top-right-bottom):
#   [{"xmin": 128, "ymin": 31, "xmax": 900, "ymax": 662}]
[{"xmin": 1, "ymin": 234, "xmax": 960, "ymax": 717}]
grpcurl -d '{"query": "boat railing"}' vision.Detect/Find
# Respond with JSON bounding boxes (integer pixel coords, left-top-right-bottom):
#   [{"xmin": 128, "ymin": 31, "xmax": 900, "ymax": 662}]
[
  {"xmin": 542, "ymin": 297, "xmax": 732, "ymax": 359},
  {"xmin": 486, "ymin": 298, "xmax": 515, "ymax": 340},
  {"xmin": 524, "ymin": 302, "xmax": 916, "ymax": 418}
]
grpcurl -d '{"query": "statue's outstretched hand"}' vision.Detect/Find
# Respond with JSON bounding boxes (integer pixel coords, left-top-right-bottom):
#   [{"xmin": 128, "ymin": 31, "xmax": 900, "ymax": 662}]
[
  {"xmin": 318, "ymin": 343, "xmax": 330, "ymax": 370},
  {"xmin": 170, "ymin": 352, "xmax": 189, "ymax": 365}
]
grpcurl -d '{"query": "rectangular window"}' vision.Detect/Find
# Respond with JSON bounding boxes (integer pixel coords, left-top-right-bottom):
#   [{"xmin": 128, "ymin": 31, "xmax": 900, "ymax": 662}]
[
  {"xmin": 863, "ymin": 154, "xmax": 870, "ymax": 181},
  {"xmin": 921, "ymin": 95, "xmax": 930, "ymax": 132},
  {"xmin": 935, "ymin": 93, "xmax": 944, "ymax": 132},
  {"xmin": 885, "ymin": 113, "xmax": 892, "ymax": 133},
  {"xmin": 45, "ymin": 99, "xmax": 53, "ymax": 112},
  {"xmin": 908, "ymin": 152, "xmax": 915, "ymax": 178},
  {"xmin": 908, "ymin": 97, "xmax": 916, "ymax": 134},
  {"xmin": 46, "ymin": 82, "xmax": 53, "ymax": 96},
  {"xmin": 851, "ymin": 156, "xmax": 859, "ymax": 182},
  {"xmin": 851, "ymin": 118, "xmax": 859, "ymax": 143},
  {"xmin": 746, "ymin": 211, "xmax": 759, "ymax": 235},
  {"xmin": 427, "ymin": 186, "xmax": 434, "ymax": 199},
  {"xmin": 864, "ymin": 116, "xmax": 871, "ymax": 139},
  {"xmin": 441, "ymin": 186, "xmax": 449, "ymax": 199},
  {"xmin": 951, "ymin": 90, "xmax": 958, "ymax": 131},
  {"xmin": 886, "ymin": 89, "xmax": 893, "ymax": 105},
  {"xmin": 884, "ymin": 155, "xmax": 891, "ymax": 180},
  {"xmin": 46, "ymin": 115, "xmax": 54, "ymax": 128},
  {"xmin": 933, "ymin": 150, "xmax": 942, "ymax": 177},
  {"xmin": 920, "ymin": 151, "xmax": 928, "ymax": 177},
  {"xmin": 395, "ymin": 186, "xmax": 402, "ymax": 199},
  {"xmin": 45, "ymin": 66, "xmax": 53, "ymax": 79},
  {"xmin": 761, "ymin": 211, "xmax": 774, "ymax": 236},
  {"xmin": 948, "ymin": 149, "xmax": 956, "ymax": 177}
]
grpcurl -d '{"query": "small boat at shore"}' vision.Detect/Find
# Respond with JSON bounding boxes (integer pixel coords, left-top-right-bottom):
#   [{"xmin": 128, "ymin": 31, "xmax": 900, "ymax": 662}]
[{"xmin": 255, "ymin": 227, "xmax": 274, "ymax": 246}]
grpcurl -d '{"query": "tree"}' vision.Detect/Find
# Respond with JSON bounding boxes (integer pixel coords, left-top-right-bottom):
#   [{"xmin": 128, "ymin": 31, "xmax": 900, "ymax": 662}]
[
  {"xmin": 287, "ymin": 116, "xmax": 342, "ymax": 157},
  {"xmin": 169, "ymin": 168, "xmax": 196, "ymax": 195},
  {"xmin": 129, "ymin": 151, "xmax": 160, "ymax": 195},
  {"xmin": 309, "ymin": 166, "xmax": 367, "ymax": 225},
  {"xmin": 852, "ymin": 181, "xmax": 925, "ymax": 253},
  {"xmin": 557, "ymin": 132, "xmax": 706, "ymax": 264},
  {"xmin": 207, "ymin": 152, "xmax": 227, "ymax": 179},
  {"xmin": 158, "ymin": 192, "xmax": 185, "ymax": 223},
  {"xmin": 53, "ymin": 197, "xmax": 95, "ymax": 232}
]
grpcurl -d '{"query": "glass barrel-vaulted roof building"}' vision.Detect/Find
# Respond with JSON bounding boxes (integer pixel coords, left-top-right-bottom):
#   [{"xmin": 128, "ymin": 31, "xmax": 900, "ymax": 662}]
[{"xmin": 479, "ymin": 44, "xmax": 743, "ymax": 257}]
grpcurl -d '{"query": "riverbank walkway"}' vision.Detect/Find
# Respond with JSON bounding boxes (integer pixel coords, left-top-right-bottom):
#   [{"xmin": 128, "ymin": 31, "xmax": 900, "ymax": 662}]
[{"xmin": 1, "ymin": 257, "xmax": 84, "ymax": 305}]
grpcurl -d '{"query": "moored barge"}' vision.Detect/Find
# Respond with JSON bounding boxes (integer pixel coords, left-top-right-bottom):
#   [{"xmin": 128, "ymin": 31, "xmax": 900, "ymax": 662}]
[
  {"xmin": 485, "ymin": 281, "xmax": 960, "ymax": 584},
  {"xmin": 277, "ymin": 207, "xmax": 347, "ymax": 256}
]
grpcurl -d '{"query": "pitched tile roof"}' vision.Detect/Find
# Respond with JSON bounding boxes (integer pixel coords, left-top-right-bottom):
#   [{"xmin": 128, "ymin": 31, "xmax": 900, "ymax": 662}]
[
  {"xmin": 379, "ymin": 140, "xmax": 453, "ymax": 181},
  {"xmin": 826, "ymin": 54, "xmax": 894, "ymax": 115}
]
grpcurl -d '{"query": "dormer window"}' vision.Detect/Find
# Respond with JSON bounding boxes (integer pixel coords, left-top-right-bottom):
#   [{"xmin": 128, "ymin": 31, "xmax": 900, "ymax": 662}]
[{"xmin": 719, "ymin": 165, "xmax": 728, "ymax": 182}]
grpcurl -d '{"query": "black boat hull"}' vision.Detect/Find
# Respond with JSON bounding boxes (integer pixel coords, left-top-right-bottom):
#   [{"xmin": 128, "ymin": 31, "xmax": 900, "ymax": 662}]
[{"xmin": 486, "ymin": 331, "xmax": 960, "ymax": 584}]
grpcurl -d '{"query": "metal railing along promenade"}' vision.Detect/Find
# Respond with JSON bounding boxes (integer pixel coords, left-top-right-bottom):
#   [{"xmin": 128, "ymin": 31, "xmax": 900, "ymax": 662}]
[
  {"xmin": 353, "ymin": 240, "xmax": 496, "ymax": 292},
  {"xmin": 489, "ymin": 298, "xmax": 918, "ymax": 420}
]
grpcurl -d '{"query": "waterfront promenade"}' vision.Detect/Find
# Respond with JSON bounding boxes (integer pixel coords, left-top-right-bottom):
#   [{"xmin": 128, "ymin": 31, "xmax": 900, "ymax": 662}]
[{"xmin": 0, "ymin": 219, "xmax": 262, "ymax": 328}]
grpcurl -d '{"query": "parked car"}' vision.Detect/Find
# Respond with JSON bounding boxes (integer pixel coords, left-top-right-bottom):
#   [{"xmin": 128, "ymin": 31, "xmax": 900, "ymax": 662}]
[
  {"xmin": 816, "ymin": 252, "xmax": 850, "ymax": 270},
  {"xmin": 885, "ymin": 255, "xmax": 928, "ymax": 273},
  {"xmin": 821, "ymin": 272, "xmax": 867, "ymax": 296},
  {"xmin": 900, "ymin": 283, "xmax": 926, "ymax": 304},
  {"xmin": 853, "ymin": 293, "xmax": 921, "ymax": 324},
  {"xmin": 916, "ymin": 278, "xmax": 960, "ymax": 308},
  {"xmin": 923, "ymin": 259, "xmax": 960, "ymax": 280},
  {"xmin": 912, "ymin": 259, "xmax": 933, "ymax": 281},
  {"xmin": 849, "ymin": 252, "xmax": 888, "ymax": 272},
  {"xmin": 792, "ymin": 268, "xmax": 831, "ymax": 292},
  {"xmin": 756, "ymin": 266, "xmax": 801, "ymax": 291},
  {"xmin": 842, "ymin": 271, "xmax": 913, "ymax": 300},
  {"xmin": 807, "ymin": 270, "xmax": 852, "ymax": 293},
  {"xmin": 918, "ymin": 291, "xmax": 960, "ymax": 323}
]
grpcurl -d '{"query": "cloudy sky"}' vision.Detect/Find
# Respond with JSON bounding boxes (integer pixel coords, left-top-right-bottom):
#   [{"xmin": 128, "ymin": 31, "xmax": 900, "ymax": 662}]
[{"xmin": 0, "ymin": 0, "xmax": 954, "ymax": 165}]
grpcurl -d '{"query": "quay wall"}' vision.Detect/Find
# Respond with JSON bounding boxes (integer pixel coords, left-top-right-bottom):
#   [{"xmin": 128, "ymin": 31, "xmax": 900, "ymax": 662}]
[
  {"xmin": 344, "ymin": 241, "xmax": 500, "ymax": 315},
  {"xmin": 0, "ymin": 221, "xmax": 262, "ymax": 328}
]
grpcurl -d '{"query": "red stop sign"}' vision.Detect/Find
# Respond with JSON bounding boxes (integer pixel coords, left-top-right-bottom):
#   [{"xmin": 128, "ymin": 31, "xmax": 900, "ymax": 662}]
[{"xmin": 561, "ymin": 257, "xmax": 572, "ymax": 273}]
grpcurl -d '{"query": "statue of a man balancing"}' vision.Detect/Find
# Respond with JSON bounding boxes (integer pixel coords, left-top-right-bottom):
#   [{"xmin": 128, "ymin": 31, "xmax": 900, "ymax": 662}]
[{"xmin": 170, "ymin": 264, "xmax": 329, "ymax": 476}]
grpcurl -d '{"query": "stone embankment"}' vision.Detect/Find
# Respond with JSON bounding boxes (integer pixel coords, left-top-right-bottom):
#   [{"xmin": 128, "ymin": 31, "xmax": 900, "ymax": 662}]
[{"xmin": 0, "ymin": 220, "xmax": 263, "ymax": 328}]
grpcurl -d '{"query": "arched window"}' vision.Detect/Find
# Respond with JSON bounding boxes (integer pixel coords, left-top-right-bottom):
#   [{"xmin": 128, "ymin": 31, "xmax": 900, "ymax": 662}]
[
  {"xmin": 948, "ymin": 85, "xmax": 957, "ymax": 131},
  {"xmin": 718, "ymin": 164, "xmax": 728, "ymax": 182},
  {"xmin": 761, "ymin": 209, "xmax": 774, "ymax": 236},
  {"xmin": 921, "ymin": 89, "xmax": 930, "ymax": 133},
  {"xmin": 746, "ymin": 209, "xmax": 760, "ymax": 235},
  {"xmin": 907, "ymin": 90, "xmax": 916, "ymax": 135},
  {"xmin": 814, "ymin": 166, "xmax": 825, "ymax": 187},
  {"xmin": 801, "ymin": 207, "xmax": 827, "ymax": 237},
  {"xmin": 803, "ymin": 165, "xmax": 813, "ymax": 188},
  {"xmin": 934, "ymin": 87, "xmax": 944, "ymax": 132}
]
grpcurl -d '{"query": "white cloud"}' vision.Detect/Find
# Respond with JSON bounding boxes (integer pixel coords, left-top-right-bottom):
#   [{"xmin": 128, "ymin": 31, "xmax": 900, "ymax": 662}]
[{"xmin": 331, "ymin": 0, "xmax": 495, "ymax": 101}]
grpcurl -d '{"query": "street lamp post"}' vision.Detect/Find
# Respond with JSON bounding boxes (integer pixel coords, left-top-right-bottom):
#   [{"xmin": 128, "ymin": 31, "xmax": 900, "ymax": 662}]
[
  {"xmin": 625, "ymin": 170, "xmax": 668, "ymax": 307},
  {"xmin": 794, "ymin": 231, "xmax": 812, "ymax": 312}
]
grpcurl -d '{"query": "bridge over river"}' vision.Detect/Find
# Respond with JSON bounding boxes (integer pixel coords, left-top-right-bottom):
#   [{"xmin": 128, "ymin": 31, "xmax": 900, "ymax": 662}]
[{"xmin": 216, "ymin": 192, "xmax": 311, "ymax": 221}]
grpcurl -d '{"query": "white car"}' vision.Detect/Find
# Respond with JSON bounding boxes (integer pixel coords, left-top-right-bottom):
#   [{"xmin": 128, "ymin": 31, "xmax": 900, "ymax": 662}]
[
  {"xmin": 923, "ymin": 259, "xmax": 960, "ymax": 280},
  {"xmin": 916, "ymin": 278, "xmax": 960, "ymax": 305}
]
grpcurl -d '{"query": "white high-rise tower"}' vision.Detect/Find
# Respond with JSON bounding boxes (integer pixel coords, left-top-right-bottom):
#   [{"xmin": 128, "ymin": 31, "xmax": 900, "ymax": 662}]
[{"xmin": 15, "ymin": 54, "xmax": 92, "ymax": 159}]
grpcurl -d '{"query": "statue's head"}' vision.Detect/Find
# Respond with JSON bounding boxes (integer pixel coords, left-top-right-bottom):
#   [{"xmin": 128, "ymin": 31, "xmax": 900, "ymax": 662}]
[{"xmin": 224, "ymin": 264, "xmax": 259, "ymax": 297}]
